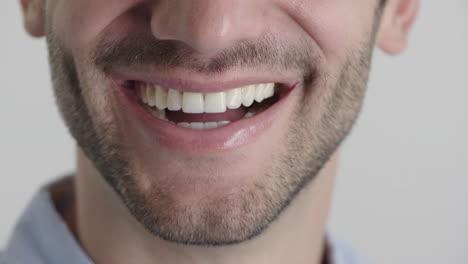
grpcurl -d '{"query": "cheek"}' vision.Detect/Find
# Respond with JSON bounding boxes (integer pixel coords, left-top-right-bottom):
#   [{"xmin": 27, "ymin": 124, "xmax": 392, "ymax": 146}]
[
  {"xmin": 282, "ymin": 0, "xmax": 375, "ymax": 59},
  {"xmin": 49, "ymin": 0, "xmax": 141, "ymax": 52}
]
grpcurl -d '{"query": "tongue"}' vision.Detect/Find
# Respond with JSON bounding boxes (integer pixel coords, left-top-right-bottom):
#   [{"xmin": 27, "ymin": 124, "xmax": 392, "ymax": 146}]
[{"xmin": 166, "ymin": 107, "xmax": 247, "ymax": 123}]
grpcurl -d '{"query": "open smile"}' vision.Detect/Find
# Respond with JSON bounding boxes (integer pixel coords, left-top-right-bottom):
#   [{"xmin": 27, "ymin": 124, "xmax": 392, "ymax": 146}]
[{"xmin": 112, "ymin": 74, "xmax": 299, "ymax": 153}]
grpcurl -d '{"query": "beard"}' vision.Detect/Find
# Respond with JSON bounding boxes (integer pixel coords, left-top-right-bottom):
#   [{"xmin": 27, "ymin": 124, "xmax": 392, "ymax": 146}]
[{"xmin": 46, "ymin": 20, "xmax": 376, "ymax": 245}]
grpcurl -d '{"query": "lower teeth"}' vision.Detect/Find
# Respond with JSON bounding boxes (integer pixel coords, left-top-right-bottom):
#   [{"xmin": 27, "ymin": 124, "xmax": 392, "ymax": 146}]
[
  {"xmin": 146, "ymin": 107, "xmax": 257, "ymax": 130},
  {"xmin": 177, "ymin": 121, "xmax": 231, "ymax": 130}
]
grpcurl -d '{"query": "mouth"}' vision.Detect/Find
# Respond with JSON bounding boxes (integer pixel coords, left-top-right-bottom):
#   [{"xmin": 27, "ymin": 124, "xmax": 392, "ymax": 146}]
[
  {"xmin": 112, "ymin": 75, "xmax": 298, "ymax": 153},
  {"xmin": 131, "ymin": 81, "xmax": 289, "ymax": 129}
]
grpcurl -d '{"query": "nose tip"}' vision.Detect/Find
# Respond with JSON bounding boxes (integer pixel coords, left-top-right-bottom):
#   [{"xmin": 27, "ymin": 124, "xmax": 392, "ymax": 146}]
[{"xmin": 150, "ymin": 0, "xmax": 262, "ymax": 55}]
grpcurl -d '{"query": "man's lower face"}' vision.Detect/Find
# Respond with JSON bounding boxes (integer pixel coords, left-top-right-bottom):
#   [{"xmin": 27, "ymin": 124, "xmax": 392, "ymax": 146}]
[{"xmin": 47, "ymin": 6, "xmax": 375, "ymax": 246}]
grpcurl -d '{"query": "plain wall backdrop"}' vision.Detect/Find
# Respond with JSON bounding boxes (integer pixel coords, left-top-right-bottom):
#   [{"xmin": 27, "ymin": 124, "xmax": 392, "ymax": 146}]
[{"xmin": 1, "ymin": 1, "xmax": 467, "ymax": 264}]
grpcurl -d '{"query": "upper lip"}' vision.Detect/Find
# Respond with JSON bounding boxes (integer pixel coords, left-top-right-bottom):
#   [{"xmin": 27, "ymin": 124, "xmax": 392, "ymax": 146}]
[{"xmin": 109, "ymin": 68, "xmax": 299, "ymax": 93}]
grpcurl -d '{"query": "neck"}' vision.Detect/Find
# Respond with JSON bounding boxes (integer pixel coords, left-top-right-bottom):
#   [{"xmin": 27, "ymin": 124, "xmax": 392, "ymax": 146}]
[{"xmin": 71, "ymin": 148, "xmax": 338, "ymax": 264}]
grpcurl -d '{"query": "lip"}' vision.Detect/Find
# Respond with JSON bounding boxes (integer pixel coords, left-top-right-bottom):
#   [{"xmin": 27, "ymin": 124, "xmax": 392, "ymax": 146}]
[
  {"xmin": 110, "ymin": 68, "xmax": 298, "ymax": 93},
  {"xmin": 112, "ymin": 77, "xmax": 299, "ymax": 154}
]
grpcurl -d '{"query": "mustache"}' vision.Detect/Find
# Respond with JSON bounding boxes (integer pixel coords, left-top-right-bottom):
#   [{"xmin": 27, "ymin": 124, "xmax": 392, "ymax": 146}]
[{"xmin": 94, "ymin": 31, "xmax": 320, "ymax": 79}]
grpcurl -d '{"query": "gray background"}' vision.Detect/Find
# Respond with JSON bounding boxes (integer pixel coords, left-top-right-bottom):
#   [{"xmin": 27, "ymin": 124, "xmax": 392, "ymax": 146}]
[{"xmin": 1, "ymin": 1, "xmax": 467, "ymax": 263}]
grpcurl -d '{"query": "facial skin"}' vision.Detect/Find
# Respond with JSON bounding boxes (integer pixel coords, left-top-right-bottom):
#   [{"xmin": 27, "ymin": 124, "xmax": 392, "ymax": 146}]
[{"xmin": 21, "ymin": 0, "xmax": 418, "ymax": 263}]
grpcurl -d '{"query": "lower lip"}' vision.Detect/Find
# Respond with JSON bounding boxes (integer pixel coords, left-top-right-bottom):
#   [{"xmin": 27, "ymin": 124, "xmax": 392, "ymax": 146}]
[{"xmin": 113, "ymin": 83, "xmax": 298, "ymax": 154}]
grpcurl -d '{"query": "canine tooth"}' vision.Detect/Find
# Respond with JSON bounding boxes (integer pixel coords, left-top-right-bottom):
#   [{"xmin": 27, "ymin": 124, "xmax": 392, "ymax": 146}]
[
  {"xmin": 217, "ymin": 121, "xmax": 230, "ymax": 127},
  {"xmin": 204, "ymin": 92, "xmax": 227, "ymax": 113},
  {"xmin": 226, "ymin": 88, "xmax": 242, "ymax": 109},
  {"xmin": 146, "ymin": 85, "xmax": 156, "ymax": 107},
  {"xmin": 190, "ymin": 122, "xmax": 204, "ymax": 130},
  {"xmin": 139, "ymin": 87, "xmax": 146, "ymax": 104},
  {"xmin": 204, "ymin": 122, "xmax": 218, "ymax": 129},
  {"xmin": 254, "ymin": 84, "xmax": 266, "ymax": 103},
  {"xmin": 182, "ymin": 92, "xmax": 204, "ymax": 113},
  {"xmin": 242, "ymin": 85, "xmax": 255, "ymax": 107},
  {"xmin": 264, "ymin": 83, "xmax": 275, "ymax": 98},
  {"xmin": 177, "ymin": 122, "xmax": 190, "ymax": 128},
  {"xmin": 137, "ymin": 84, "xmax": 146, "ymax": 103},
  {"xmin": 167, "ymin": 89, "xmax": 182, "ymax": 111},
  {"xmin": 155, "ymin": 85, "xmax": 167, "ymax": 110}
]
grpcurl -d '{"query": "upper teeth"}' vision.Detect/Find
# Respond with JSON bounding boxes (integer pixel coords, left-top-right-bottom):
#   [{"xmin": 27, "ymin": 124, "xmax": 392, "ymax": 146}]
[{"xmin": 138, "ymin": 83, "xmax": 275, "ymax": 113}]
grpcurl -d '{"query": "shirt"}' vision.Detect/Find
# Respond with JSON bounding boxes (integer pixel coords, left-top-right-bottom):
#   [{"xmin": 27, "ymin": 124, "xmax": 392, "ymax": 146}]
[{"xmin": 1, "ymin": 178, "xmax": 373, "ymax": 264}]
